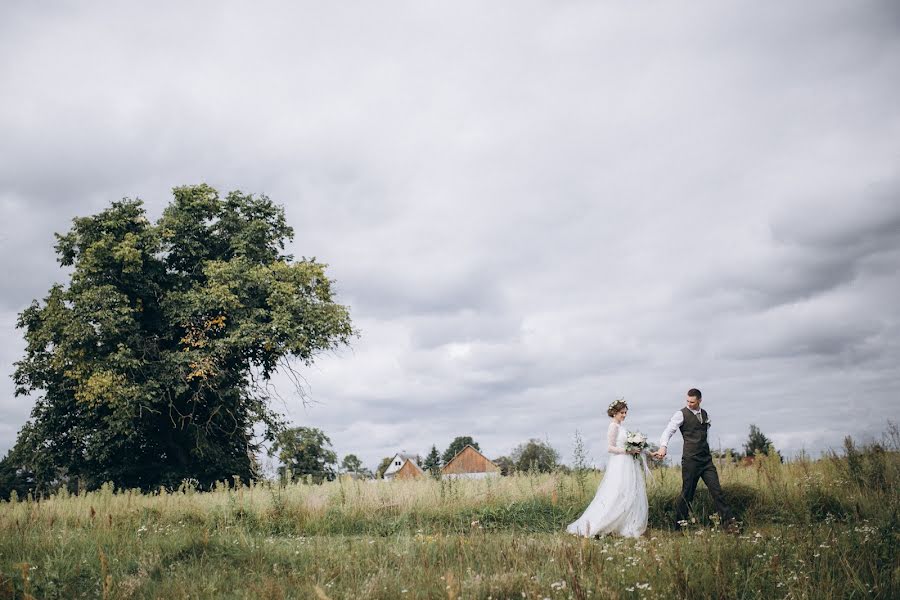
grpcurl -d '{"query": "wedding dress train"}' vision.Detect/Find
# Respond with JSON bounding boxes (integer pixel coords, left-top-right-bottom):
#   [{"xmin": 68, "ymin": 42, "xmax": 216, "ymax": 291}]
[{"xmin": 566, "ymin": 420, "xmax": 648, "ymax": 538}]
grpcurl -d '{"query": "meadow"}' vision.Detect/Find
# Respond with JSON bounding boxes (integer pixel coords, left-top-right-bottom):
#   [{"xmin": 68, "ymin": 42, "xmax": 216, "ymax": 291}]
[{"xmin": 1, "ymin": 435, "xmax": 897, "ymax": 599}]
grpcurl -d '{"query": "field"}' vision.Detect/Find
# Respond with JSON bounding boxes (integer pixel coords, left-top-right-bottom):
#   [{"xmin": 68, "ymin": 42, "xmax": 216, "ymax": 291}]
[{"xmin": 1, "ymin": 439, "xmax": 897, "ymax": 599}]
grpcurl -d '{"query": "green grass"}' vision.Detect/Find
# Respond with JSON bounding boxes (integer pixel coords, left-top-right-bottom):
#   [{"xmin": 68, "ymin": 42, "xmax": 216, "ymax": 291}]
[{"xmin": 1, "ymin": 443, "xmax": 898, "ymax": 599}]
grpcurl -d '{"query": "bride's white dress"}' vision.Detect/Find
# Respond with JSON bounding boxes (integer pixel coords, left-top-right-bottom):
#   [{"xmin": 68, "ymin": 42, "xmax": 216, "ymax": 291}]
[{"xmin": 566, "ymin": 420, "xmax": 648, "ymax": 538}]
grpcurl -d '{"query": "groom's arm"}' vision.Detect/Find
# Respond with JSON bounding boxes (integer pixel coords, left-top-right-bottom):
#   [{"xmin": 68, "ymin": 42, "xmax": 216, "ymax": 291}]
[{"xmin": 656, "ymin": 410, "xmax": 683, "ymax": 458}]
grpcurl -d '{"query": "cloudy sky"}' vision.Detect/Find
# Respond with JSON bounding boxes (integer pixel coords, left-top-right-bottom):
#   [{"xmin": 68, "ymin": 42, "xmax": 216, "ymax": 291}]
[{"xmin": 2, "ymin": 1, "xmax": 899, "ymax": 472}]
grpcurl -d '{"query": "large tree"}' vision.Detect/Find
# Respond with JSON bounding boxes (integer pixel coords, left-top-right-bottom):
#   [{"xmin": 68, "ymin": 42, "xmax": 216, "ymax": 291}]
[{"xmin": 10, "ymin": 185, "xmax": 354, "ymax": 492}]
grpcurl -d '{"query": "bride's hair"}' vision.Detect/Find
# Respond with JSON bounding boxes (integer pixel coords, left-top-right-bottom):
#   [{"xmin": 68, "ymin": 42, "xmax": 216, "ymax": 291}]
[{"xmin": 607, "ymin": 399, "xmax": 628, "ymax": 417}]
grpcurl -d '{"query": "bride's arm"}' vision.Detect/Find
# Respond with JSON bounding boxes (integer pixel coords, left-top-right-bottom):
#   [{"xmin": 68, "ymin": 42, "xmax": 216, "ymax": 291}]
[{"xmin": 607, "ymin": 422, "xmax": 626, "ymax": 454}]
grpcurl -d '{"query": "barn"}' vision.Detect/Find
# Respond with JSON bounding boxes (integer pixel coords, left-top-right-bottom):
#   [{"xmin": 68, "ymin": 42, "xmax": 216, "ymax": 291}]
[
  {"xmin": 440, "ymin": 445, "xmax": 501, "ymax": 479},
  {"xmin": 383, "ymin": 452, "xmax": 425, "ymax": 480},
  {"xmin": 393, "ymin": 459, "xmax": 426, "ymax": 480}
]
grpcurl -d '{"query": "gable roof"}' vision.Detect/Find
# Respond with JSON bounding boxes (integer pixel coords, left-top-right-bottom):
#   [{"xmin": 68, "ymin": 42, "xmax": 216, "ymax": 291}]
[
  {"xmin": 441, "ymin": 445, "xmax": 500, "ymax": 474},
  {"xmin": 384, "ymin": 451, "xmax": 420, "ymax": 476},
  {"xmin": 386, "ymin": 452, "xmax": 418, "ymax": 465},
  {"xmin": 394, "ymin": 458, "xmax": 425, "ymax": 479}
]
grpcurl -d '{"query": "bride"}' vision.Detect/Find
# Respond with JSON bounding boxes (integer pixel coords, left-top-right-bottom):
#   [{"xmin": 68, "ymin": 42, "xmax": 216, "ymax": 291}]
[{"xmin": 566, "ymin": 399, "xmax": 649, "ymax": 538}]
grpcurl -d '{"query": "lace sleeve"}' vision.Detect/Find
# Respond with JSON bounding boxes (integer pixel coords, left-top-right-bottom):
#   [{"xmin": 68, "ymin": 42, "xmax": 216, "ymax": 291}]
[{"xmin": 607, "ymin": 422, "xmax": 625, "ymax": 454}]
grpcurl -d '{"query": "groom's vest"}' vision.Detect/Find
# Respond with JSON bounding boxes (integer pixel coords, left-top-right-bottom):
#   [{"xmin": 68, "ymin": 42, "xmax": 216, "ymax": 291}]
[{"xmin": 679, "ymin": 407, "xmax": 711, "ymax": 460}]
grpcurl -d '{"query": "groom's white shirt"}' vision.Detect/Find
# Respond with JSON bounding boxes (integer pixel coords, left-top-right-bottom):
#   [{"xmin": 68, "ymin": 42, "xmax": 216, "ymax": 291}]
[{"xmin": 659, "ymin": 407, "xmax": 704, "ymax": 448}]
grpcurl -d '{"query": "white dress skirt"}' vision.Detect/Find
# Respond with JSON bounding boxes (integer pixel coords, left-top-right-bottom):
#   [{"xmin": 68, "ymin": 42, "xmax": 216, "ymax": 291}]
[{"xmin": 566, "ymin": 420, "xmax": 649, "ymax": 538}]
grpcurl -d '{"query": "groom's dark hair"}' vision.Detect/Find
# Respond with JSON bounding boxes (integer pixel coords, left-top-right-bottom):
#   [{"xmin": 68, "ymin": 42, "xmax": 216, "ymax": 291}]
[{"xmin": 688, "ymin": 388, "xmax": 702, "ymax": 399}]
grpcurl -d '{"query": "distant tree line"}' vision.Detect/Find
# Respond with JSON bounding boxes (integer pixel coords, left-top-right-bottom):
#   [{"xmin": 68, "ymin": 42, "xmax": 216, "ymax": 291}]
[{"xmin": 257, "ymin": 423, "xmax": 788, "ymax": 486}]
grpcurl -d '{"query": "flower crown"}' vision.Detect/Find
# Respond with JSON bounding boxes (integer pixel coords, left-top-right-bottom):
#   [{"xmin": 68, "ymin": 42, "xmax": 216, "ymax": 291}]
[{"xmin": 608, "ymin": 398, "xmax": 628, "ymax": 411}]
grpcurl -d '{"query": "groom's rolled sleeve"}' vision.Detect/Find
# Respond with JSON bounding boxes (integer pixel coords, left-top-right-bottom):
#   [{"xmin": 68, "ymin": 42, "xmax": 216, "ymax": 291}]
[{"xmin": 659, "ymin": 410, "xmax": 683, "ymax": 448}]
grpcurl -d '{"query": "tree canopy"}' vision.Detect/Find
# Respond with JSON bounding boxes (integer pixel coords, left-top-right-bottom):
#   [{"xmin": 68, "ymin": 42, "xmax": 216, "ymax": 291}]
[
  {"xmin": 340, "ymin": 454, "xmax": 364, "ymax": 474},
  {"xmin": 8, "ymin": 185, "xmax": 354, "ymax": 492},
  {"xmin": 270, "ymin": 427, "xmax": 338, "ymax": 484},
  {"xmin": 511, "ymin": 438, "xmax": 559, "ymax": 473},
  {"xmin": 423, "ymin": 445, "xmax": 441, "ymax": 478},
  {"xmin": 743, "ymin": 424, "xmax": 782, "ymax": 460}
]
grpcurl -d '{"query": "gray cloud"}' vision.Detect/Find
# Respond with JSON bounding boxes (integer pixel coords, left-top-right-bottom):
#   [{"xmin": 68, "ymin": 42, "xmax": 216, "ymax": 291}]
[{"xmin": 2, "ymin": 1, "xmax": 899, "ymax": 471}]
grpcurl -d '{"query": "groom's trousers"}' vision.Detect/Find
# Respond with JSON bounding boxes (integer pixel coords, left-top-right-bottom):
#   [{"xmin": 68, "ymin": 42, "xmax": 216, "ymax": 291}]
[{"xmin": 675, "ymin": 457, "xmax": 735, "ymax": 525}]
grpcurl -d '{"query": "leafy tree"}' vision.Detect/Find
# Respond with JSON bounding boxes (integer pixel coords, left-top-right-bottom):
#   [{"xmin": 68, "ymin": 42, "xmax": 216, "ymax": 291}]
[
  {"xmin": 339, "ymin": 454, "xmax": 373, "ymax": 478},
  {"xmin": 375, "ymin": 456, "xmax": 393, "ymax": 479},
  {"xmin": 511, "ymin": 438, "xmax": 559, "ymax": 473},
  {"xmin": 10, "ymin": 185, "xmax": 354, "ymax": 492},
  {"xmin": 340, "ymin": 454, "xmax": 364, "ymax": 473},
  {"xmin": 423, "ymin": 445, "xmax": 442, "ymax": 478},
  {"xmin": 743, "ymin": 424, "xmax": 782, "ymax": 460},
  {"xmin": 442, "ymin": 436, "xmax": 480, "ymax": 465},
  {"xmin": 270, "ymin": 427, "xmax": 337, "ymax": 484}
]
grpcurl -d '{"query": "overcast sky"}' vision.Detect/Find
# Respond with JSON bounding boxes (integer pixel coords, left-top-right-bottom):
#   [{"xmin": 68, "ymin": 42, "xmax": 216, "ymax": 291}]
[{"xmin": 2, "ymin": 1, "xmax": 899, "ymax": 472}]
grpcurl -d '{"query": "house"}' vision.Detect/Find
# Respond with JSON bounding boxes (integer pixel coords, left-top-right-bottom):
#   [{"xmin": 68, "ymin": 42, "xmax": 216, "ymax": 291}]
[
  {"xmin": 383, "ymin": 452, "xmax": 425, "ymax": 480},
  {"xmin": 393, "ymin": 459, "xmax": 426, "ymax": 480},
  {"xmin": 440, "ymin": 445, "xmax": 501, "ymax": 480}
]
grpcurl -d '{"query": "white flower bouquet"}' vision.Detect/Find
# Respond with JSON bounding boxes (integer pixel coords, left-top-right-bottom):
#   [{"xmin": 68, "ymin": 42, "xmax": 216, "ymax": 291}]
[{"xmin": 625, "ymin": 431, "xmax": 649, "ymax": 459}]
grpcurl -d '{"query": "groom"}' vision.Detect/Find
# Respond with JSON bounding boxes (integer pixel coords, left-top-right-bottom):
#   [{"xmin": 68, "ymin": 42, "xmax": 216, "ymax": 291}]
[{"xmin": 654, "ymin": 388, "xmax": 737, "ymax": 530}]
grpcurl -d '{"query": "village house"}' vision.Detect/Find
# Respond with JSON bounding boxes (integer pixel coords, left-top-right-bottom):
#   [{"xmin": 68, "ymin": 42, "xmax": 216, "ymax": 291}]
[
  {"xmin": 382, "ymin": 452, "xmax": 425, "ymax": 480},
  {"xmin": 440, "ymin": 445, "xmax": 501, "ymax": 480}
]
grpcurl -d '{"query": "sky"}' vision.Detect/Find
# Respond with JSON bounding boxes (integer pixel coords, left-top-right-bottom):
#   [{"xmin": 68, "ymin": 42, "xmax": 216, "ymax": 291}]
[{"xmin": 1, "ymin": 1, "xmax": 899, "ymax": 472}]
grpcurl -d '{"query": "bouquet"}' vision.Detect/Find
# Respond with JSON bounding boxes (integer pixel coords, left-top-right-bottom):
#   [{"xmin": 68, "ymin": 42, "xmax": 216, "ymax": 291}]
[{"xmin": 625, "ymin": 431, "xmax": 649, "ymax": 459}]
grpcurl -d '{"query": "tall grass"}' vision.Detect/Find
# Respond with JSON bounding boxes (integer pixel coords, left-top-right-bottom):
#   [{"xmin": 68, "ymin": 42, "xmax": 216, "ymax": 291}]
[
  {"xmin": 3, "ymin": 443, "xmax": 894, "ymax": 534},
  {"xmin": 1, "ymin": 437, "xmax": 897, "ymax": 598}
]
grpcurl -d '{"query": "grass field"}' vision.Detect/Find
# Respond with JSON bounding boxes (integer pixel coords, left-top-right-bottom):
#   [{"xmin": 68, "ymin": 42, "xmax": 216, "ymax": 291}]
[{"xmin": 1, "ymin": 437, "xmax": 897, "ymax": 599}]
